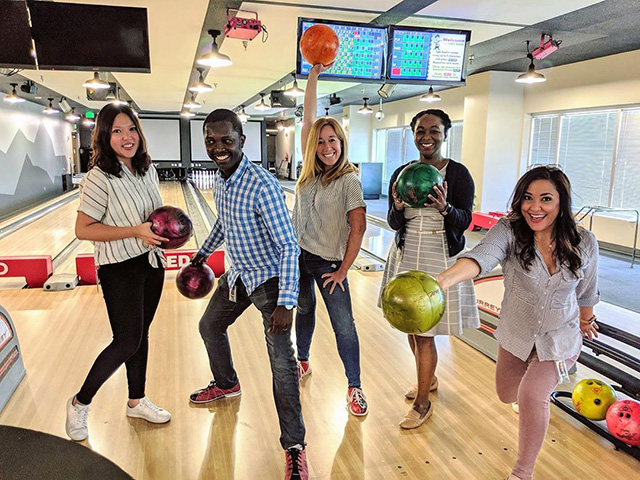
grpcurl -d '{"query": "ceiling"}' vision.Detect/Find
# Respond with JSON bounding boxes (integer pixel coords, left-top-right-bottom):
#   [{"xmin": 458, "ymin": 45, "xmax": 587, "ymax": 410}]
[{"xmin": 2, "ymin": 0, "xmax": 639, "ymax": 121}]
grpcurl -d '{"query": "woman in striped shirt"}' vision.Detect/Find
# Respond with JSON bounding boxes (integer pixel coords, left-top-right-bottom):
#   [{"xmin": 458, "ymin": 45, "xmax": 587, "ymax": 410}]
[
  {"xmin": 437, "ymin": 166, "xmax": 600, "ymax": 480},
  {"xmin": 292, "ymin": 63, "xmax": 368, "ymax": 416},
  {"xmin": 65, "ymin": 104, "xmax": 171, "ymax": 442}
]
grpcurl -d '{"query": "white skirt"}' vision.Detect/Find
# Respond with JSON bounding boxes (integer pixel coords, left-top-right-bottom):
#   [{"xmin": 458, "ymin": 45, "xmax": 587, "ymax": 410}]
[{"xmin": 379, "ymin": 208, "xmax": 480, "ymax": 336}]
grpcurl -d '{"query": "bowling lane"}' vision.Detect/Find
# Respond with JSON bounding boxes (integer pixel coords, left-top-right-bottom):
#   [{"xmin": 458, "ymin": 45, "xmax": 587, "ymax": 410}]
[
  {"xmin": 0, "ymin": 189, "xmax": 78, "ymax": 230},
  {"xmin": 0, "ymin": 198, "xmax": 79, "ymax": 257}
]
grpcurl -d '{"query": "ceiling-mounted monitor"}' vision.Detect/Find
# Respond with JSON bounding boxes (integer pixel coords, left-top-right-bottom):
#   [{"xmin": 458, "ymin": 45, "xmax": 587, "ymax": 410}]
[
  {"xmin": 296, "ymin": 18, "xmax": 387, "ymax": 83},
  {"xmin": 27, "ymin": 1, "xmax": 150, "ymax": 72},
  {"xmin": 0, "ymin": 0, "xmax": 35, "ymax": 69},
  {"xmin": 386, "ymin": 26, "xmax": 471, "ymax": 85}
]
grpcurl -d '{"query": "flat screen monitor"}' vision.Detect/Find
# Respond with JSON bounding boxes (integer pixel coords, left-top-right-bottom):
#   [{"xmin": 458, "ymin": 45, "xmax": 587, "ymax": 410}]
[
  {"xmin": 27, "ymin": 1, "xmax": 150, "ymax": 72},
  {"xmin": 296, "ymin": 18, "xmax": 386, "ymax": 83},
  {"xmin": 0, "ymin": 1, "xmax": 35, "ymax": 69},
  {"xmin": 387, "ymin": 26, "xmax": 471, "ymax": 85}
]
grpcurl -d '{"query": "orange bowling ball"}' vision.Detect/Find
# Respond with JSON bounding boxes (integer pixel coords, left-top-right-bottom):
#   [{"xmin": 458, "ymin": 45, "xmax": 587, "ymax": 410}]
[{"xmin": 300, "ymin": 25, "xmax": 339, "ymax": 66}]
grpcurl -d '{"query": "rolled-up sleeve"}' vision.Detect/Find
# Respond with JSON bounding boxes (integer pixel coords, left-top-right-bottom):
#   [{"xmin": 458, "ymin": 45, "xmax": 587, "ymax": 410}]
[
  {"xmin": 576, "ymin": 229, "xmax": 600, "ymax": 307},
  {"xmin": 459, "ymin": 217, "xmax": 511, "ymax": 276}
]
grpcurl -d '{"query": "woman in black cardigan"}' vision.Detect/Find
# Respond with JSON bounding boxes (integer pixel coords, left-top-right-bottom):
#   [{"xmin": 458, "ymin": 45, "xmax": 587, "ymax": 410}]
[{"xmin": 379, "ymin": 109, "xmax": 479, "ymax": 429}]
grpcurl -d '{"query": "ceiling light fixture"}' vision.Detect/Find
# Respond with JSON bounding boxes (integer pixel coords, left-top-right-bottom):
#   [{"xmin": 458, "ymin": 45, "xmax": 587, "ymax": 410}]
[
  {"xmin": 325, "ymin": 107, "xmax": 330, "ymax": 116},
  {"xmin": 111, "ymin": 86, "xmax": 127, "ymax": 106},
  {"xmin": 184, "ymin": 94, "xmax": 202, "ymax": 110},
  {"xmin": 516, "ymin": 41, "xmax": 546, "ymax": 84},
  {"xmin": 82, "ymin": 72, "xmax": 110, "ymax": 90},
  {"xmin": 82, "ymin": 115, "xmax": 95, "ymax": 127},
  {"xmin": 420, "ymin": 86, "xmax": 441, "ymax": 103},
  {"xmin": 358, "ymin": 97, "xmax": 373, "ymax": 114},
  {"xmin": 197, "ymin": 29, "xmax": 232, "ymax": 68},
  {"xmin": 377, "ymin": 83, "xmax": 396, "ymax": 99},
  {"xmin": 237, "ymin": 106, "xmax": 250, "ymax": 123},
  {"xmin": 255, "ymin": 93, "xmax": 270, "ymax": 111},
  {"xmin": 180, "ymin": 110, "xmax": 196, "ymax": 118},
  {"xmin": 4, "ymin": 83, "xmax": 25, "ymax": 103},
  {"xmin": 66, "ymin": 107, "xmax": 80, "ymax": 122},
  {"xmin": 284, "ymin": 78, "xmax": 305, "ymax": 98},
  {"xmin": 43, "ymin": 97, "xmax": 58, "ymax": 114},
  {"xmin": 189, "ymin": 68, "xmax": 214, "ymax": 93}
]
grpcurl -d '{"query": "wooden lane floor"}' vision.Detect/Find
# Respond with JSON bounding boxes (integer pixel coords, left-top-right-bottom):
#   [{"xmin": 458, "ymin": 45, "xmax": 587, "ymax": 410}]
[
  {"xmin": 0, "ymin": 188, "xmax": 78, "ymax": 230},
  {"xmin": 0, "ymin": 270, "xmax": 638, "ymax": 479},
  {"xmin": 158, "ymin": 182, "xmax": 198, "ymax": 250}
]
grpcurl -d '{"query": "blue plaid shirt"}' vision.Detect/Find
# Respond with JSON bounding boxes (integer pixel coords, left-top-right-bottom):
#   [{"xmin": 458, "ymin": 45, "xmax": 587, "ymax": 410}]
[{"xmin": 198, "ymin": 155, "xmax": 300, "ymax": 307}]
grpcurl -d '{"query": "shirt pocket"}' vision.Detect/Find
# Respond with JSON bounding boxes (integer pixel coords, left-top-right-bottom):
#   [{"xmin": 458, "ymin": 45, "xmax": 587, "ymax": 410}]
[
  {"xmin": 510, "ymin": 264, "xmax": 540, "ymax": 306},
  {"xmin": 551, "ymin": 268, "xmax": 584, "ymax": 309}
]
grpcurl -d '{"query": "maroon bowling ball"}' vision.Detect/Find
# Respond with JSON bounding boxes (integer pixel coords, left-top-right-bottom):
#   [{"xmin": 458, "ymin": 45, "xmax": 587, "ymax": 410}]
[
  {"xmin": 176, "ymin": 263, "xmax": 215, "ymax": 299},
  {"xmin": 147, "ymin": 206, "xmax": 193, "ymax": 249}
]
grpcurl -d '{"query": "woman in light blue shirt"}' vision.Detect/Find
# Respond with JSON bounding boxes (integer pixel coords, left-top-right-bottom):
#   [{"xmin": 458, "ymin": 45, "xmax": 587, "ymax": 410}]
[{"xmin": 436, "ymin": 166, "xmax": 599, "ymax": 480}]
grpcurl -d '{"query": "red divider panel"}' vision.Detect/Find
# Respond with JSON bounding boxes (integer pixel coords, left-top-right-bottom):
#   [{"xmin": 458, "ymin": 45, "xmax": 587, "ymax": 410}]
[
  {"xmin": 469, "ymin": 212, "xmax": 504, "ymax": 231},
  {"xmin": 75, "ymin": 250, "xmax": 225, "ymax": 285},
  {"xmin": 0, "ymin": 256, "xmax": 53, "ymax": 288}
]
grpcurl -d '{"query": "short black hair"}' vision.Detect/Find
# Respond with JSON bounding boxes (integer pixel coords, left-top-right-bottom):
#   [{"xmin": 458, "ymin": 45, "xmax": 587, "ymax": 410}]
[
  {"xmin": 410, "ymin": 109, "xmax": 452, "ymax": 135},
  {"xmin": 203, "ymin": 109, "xmax": 244, "ymax": 137}
]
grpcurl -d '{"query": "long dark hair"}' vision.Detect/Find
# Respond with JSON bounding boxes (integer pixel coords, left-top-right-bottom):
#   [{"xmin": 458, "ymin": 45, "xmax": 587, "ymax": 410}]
[
  {"xmin": 89, "ymin": 104, "xmax": 151, "ymax": 177},
  {"xmin": 507, "ymin": 166, "xmax": 583, "ymax": 276}
]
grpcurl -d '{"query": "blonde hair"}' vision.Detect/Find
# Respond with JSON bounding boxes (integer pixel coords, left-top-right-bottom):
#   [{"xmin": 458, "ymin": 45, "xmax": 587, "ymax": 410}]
[{"xmin": 296, "ymin": 117, "xmax": 356, "ymax": 191}]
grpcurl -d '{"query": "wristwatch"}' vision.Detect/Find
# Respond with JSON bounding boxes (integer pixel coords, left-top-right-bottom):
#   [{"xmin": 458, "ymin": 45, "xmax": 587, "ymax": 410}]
[{"xmin": 440, "ymin": 203, "xmax": 452, "ymax": 216}]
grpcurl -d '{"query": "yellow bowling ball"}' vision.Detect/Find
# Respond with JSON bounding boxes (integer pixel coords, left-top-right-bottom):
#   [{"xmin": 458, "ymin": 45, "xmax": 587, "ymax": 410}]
[{"xmin": 572, "ymin": 378, "xmax": 617, "ymax": 420}]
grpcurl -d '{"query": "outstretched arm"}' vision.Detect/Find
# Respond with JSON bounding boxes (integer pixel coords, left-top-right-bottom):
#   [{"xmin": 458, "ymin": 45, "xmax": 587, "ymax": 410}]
[{"xmin": 301, "ymin": 63, "xmax": 331, "ymax": 151}]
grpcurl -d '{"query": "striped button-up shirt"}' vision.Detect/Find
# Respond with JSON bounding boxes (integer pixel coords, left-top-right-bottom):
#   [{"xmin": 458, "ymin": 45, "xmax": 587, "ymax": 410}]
[
  {"xmin": 461, "ymin": 217, "xmax": 599, "ymax": 362},
  {"xmin": 78, "ymin": 164, "xmax": 163, "ymax": 266},
  {"xmin": 198, "ymin": 156, "xmax": 300, "ymax": 307},
  {"xmin": 293, "ymin": 172, "xmax": 366, "ymax": 261}
]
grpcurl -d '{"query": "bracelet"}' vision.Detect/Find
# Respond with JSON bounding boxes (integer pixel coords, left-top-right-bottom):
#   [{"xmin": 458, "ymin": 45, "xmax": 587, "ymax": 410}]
[
  {"xmin": 440, "ymin": 203, "xmax": 451, "ymax": 216},
  {"xmin": 580, "ymin": 315, "xmax": 597, "ymax": 325}
]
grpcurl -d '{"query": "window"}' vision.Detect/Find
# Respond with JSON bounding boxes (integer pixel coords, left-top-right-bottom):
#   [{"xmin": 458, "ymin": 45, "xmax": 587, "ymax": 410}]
[
  {"xmin": 528, "ymin": 108, "xmax": 640, "ymax": 212},
  {"xmin": 376, "ymin": 121, "xmax": 463, "ymax": 193}
]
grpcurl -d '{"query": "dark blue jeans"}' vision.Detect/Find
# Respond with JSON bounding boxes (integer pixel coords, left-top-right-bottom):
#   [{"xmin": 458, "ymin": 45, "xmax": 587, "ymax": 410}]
[
  {"xmin": 198, "ymin": 273, "xmax": 305, "ymax": 449},
  {"xmin": 295, "ymin": 249, "xmax": 361, "ymax": 388}
]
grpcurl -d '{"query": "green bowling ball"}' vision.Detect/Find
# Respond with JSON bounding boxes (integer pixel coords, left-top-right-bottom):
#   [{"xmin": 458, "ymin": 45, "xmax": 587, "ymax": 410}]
[
  {"xmin": 396, "ymin": 163, "xmax": 443, "ymax": 208},
  {"xmin": 381, "ymin": 270, "xmax": 446, "ymax": 334}
]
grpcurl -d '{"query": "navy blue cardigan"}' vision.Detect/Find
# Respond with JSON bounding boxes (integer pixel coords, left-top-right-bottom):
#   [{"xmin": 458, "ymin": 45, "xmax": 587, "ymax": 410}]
[{"xmin": 386, "ymin": 159, "xmax": 475, "ymax": 257}]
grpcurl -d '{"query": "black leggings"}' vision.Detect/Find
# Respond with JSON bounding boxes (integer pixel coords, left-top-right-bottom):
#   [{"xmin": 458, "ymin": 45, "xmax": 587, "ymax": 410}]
[{"xmin": 76, "ymin": 253, "xmax": 164, "ymax": 405}]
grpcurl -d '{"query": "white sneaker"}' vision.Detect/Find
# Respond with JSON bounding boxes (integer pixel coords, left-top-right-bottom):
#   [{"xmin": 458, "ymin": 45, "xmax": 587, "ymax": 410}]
[
  {"xmin": 126, "ymin": 397, "xmax": 171, "ymax": 424},
  {"xmin": 65, "ymin": 397, "xmax": 89, "ymax": 441}
]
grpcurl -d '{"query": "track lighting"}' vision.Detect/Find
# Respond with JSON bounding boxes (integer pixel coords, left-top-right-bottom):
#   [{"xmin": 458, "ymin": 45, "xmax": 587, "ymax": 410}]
[
  {"xmin": 3, "ymin": 83, "xmax": 25, "ymax": 104},
  {"xmin": 357, "ymin": 97, "xmax": 373, "ymax": 114},
  {"xmin": 189, "ymin": 68, "xmax": 214, "ymax": 93},
  {"xmin": 197, "ymin": 30, "xmax": 232, "ymax": 68},
  {"xmin": 82, "ymin": 72, "xmax": 110, "ymax": 90},
  {"xmin": 377, "ymin": 83, "xmax": 396, "ymax": 99},
  {"xmin": 420, "ymin": 86, "xmax": 441, "ymax": 103}
]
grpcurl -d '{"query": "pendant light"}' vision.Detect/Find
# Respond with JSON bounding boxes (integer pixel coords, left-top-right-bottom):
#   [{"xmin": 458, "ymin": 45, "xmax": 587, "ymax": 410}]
[
  {"xmin": 254, "ymin": 93, "xmax": 270, "ymax": 111},
  {"xmin": 66, "ymin": 107, "xmax": 80, "ymax": 122},
  {"xmin": 284, "ymin": 78, "xmax": 305, "ymax": 97},
  {"xmin": 516, "ymin": 41, "xmax": 546, "ymax": 84},
  {"xmin": 357, "ymin": 97, "xmax": 373, "ymax": 114},
  {"xmin": 82, "ymin": 72, "xmax": 110, "ymax": 90},
  {"xmin": 180, "ymin": 110, "xmax": 196, "ymax": 118},
  {"xmin": 3, "ymin": 83, "xmax": 25, "ymax": 103},
  {"xmin": 189, "ymin": 68, "xmax": 214, "ymax": 93},
  {"xmin": 197, "ymin": 30, "xmax": 232, "ymax": 68},
  {"xmin": 43, "ymin": 97, "xmax": 58, "ymax": 114},
  {"xmin": 237, "ymin": 106, "xmax": 250, "ymax": 123},
  {"xmin": 183, "ymin": 94, "xmax": 202, "ymax": 110},
  {"xmin": 420, "ymin": 86, "xmax": 441, "ymax": 103}
]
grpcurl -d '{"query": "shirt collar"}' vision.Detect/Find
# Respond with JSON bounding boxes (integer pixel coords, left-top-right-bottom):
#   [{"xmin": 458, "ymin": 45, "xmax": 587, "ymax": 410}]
[{"xmin": 217, "ymin": 154, "xmax": 249, "ymax": 185}]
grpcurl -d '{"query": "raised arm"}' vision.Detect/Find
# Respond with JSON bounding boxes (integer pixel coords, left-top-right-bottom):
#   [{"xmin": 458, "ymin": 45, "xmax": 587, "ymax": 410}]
[{"xmin": 301, "ymin": 63, "xmax": 331, "ymax": 151}]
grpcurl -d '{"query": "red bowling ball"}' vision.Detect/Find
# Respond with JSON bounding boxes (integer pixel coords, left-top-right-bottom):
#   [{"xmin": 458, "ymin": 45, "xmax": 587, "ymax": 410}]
[
  {"xmin": 176, "ymin": 263, "xmax": 215, "ymax": 299},
  {"xmin": 606, "ymin": 399, "xmax": 640, "ymax": 446},
  {"xmin": 147, "ymin": 206, "xmax": 193, "ymax": 249}
]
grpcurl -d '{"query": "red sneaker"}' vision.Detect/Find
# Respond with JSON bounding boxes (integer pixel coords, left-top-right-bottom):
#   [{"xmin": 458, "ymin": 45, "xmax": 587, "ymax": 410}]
[
  {"xmin": 347, "ymin": 387, "xmax": 368, "ymax": 416},
  {"xmin": 189, "ymin": 381, "xmax": 241, "ymax": 404},
  {"xmin": 284, "ymin": 447, "xmax": 308, "ymax": 480},
  {"xmin": 297, "ymin": 361, "xmax": 312, "ymax": 381}
]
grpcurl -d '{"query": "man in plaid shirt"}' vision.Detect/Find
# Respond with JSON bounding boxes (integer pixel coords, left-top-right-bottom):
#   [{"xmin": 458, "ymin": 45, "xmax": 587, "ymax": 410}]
[{"xmin": 189, "ymin": 109, "xmax": 307, "ymax": 480}]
